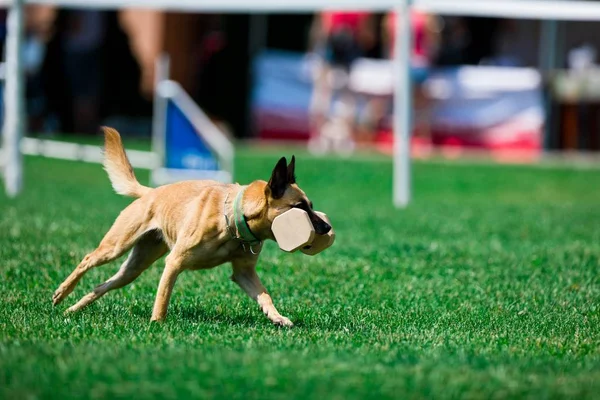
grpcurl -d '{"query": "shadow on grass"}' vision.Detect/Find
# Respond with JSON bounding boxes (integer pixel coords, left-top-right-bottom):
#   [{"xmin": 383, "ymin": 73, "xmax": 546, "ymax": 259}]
[
  {"xmin": 54, "ymin": 299, "xmax": 310, "ymax": 331},
  {"xmin": 173, "ymin": 305, "xmax": 308, "ymax": 329}
]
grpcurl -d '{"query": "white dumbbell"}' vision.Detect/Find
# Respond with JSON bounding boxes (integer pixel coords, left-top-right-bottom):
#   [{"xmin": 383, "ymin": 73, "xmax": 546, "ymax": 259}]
[
  {"xmin": 300, "ymin": 211, "xmax": 335, "ymax": 256},
  {"xmin": 271, "ymin": 209, "xmax": 335, "ymax": 255}
]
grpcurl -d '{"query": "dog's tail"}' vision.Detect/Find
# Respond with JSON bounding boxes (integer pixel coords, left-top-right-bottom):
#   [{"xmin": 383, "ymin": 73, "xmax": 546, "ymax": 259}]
[{"xmin": 102, "ymin": 127, "xmax": 152, "ymax": 198}]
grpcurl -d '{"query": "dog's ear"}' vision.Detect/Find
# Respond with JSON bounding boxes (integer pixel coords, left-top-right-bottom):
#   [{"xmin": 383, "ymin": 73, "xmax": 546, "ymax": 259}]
[
  {"xmin": 268, "ymin": 157, "xmax": 288, "ymax": 199},
  {"xmin": 287, "ymin": 155, "xmax": 296, "ymax": 184}
]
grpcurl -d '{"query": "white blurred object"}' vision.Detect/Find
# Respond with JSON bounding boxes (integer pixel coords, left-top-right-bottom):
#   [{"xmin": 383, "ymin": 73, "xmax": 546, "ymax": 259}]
[
  {"xmin": 23, "ymin": 36, "xmax": 45, "ymax": 75},
  {"xmin": 64, "ymin": 11, "xmax": 105, "ymax": 52},
  {"xmin": 349, "ymin": 58, "xmax": 394, "ymax": 96},
  {"xmin": 308, "ymin": 97, "xmax": 356, "ymax": 156},
  {"xmin": 424, "ymin": 66, "xmax": 542, "ymax": 100},
  {"xmin": 308, "ymin": 120, "xmax": 356, "ymax": 156},
  {"xmin": 568, "ymin": 43, "xmax": 597, "ymax": 71},
  {"xmin": 422, "ymin": 65, "xmax": 544, "ymax": 138},
  {"xmin": 303, "ymin": 52, "xmax": 324, "ymax": 82},
  {"xmin": 327, "ymin": 67, "xmax": 350, "ymax": 91},
  {"xmin": 2, "ymin": 0, "xmax": 25, "ymax": 198}
]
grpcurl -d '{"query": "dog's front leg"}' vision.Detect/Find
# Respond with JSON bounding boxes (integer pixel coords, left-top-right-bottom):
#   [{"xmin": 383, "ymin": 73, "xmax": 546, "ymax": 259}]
[
  {"xmin": 151, "ymin": 252, "xmax": 186, "ymax": 322},
  {"xmin": 231, "ymin": 258, "xmax": 293, "ymax": 327}
]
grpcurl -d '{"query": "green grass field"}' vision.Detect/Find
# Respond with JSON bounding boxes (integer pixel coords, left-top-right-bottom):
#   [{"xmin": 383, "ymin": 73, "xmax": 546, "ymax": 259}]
[{"xmin": 1, "ymin": 148, "xmax": 600, "ymax": 399}]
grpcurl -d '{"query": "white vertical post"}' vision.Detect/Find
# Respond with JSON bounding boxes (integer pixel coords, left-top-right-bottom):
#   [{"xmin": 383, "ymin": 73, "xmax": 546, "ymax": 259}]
[
  {"xmin": 3, "ymin": 0, "xmax": 25, "ymax": 197},
  {"xmin": 393, "ymin": 0, "xmax": 413, "ymax": 208},
  {"xmin": 151, "ymin": 53, "xmax": 170, "ymax": 185}
]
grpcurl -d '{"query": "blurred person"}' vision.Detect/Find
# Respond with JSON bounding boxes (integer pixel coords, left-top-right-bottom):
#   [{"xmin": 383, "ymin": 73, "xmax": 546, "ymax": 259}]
[
  {"xmin": 194, "ymin": 15, "xmax": 230, "ymax": 129},
  {"xmin": 568, "ymin": 42, "xmax": 597, "ymax": 72},
  {"xmin": 381, "ymin": 9, "xmax": 440, "ymax": 67},
  {"xmin": 481, "ymin": 20, "xmax": 524, "ymax": 67},
  {"xmin": 41, "ymin": 10, "xmax": 73, "ymax": 134},
  {"xmin": 41, "ymin": 10, "xmax": 146, "ymax": 135},
  {"xmin": 189, "ymin": 14, "xmax": 251, "ymax": 138},
  {"xmin": 63, "ymin": 10, "xmax": 105, "ymax": 134},
  {"xmin": 309, "ymin": 11, "xmax": 376, "ymax": 70},
  {"xmin": 308, "ymin": 11, "xmax": 376, "ymax": 153},
  {"xmin": 435, "ymin": 17, "xmax": 511, "ymax": 67},
  {"xmin": 434, "ymin": 17, "xmax": 469, "ymax": 66},
  {"xmin": 41, "ymin": 10, "xmax": 105, "ymax": 135},
  {"xmin": 99, "ymin": 11, "xmax": 148, "ymax": 120},
  {"xmin": 23, "ymin": 23, "xmax": 47, "ymax": 132},
  {"xmin": 354, "ymin": 10, "xmax": 440, "ymax": 145},
  {"xmin": 463, "ymin": 17, "xmax": 501, "ymax": 66}
]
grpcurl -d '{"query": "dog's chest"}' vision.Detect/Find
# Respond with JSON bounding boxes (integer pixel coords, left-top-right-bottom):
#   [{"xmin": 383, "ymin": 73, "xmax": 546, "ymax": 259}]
[{"xmin": 186, "ymin": 240, "xmax": 247, "ymax": 270}]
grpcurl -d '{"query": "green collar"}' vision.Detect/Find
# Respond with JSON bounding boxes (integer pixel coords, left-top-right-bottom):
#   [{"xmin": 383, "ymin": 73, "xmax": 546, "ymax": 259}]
[{"xmin": 232, "ymin": 187, "xmax": 262, "ymax": 246}]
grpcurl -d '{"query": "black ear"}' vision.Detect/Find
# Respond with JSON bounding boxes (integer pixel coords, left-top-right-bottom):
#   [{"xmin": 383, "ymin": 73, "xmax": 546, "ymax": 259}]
[
  {"xmin": 268, "ymin": 157, "xmax": 288, "ymax": 199},
  {"xmin": 287, "ymin": 155, "xmax": 296, "ymax": 184}
]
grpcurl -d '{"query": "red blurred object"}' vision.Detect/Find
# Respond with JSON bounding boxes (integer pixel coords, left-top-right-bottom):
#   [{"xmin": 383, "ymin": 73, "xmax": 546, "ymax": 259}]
[
  {"xmin": 321, "ymin": 11, "xmax": 372, "ymax": 37},
  {"xmin": 375, "ymin": 118, "xmax": 541, "ymax": 163}
]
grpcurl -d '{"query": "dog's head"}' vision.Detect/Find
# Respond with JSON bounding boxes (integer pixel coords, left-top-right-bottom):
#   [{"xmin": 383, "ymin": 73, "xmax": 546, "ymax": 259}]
[{"xmin": 245, "ymin": 156, "xmax": 331, "ymax": 241}]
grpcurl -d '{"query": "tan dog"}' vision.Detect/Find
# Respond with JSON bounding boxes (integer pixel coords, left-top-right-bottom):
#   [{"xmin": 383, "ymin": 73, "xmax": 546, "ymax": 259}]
[{"xmin": 52, "ymin": 127, "xmax": 331, "ymax": 327}]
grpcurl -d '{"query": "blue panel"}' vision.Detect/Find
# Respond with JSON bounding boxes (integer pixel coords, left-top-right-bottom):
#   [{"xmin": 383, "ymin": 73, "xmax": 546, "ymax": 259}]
[
  {"xmin": 252, "ymin": 50, "xmax": 313, "ymax": 112},
  {"xmin": 427, "ymin": 67, "xmax": 544, "ymax": 129},
  {"xmin": 251, "ymin": 49, "xmax": 431, "ymax": 114},
  {"xmin": 165, "ymin": 99, "xmax": 219, "ymax": 171}
]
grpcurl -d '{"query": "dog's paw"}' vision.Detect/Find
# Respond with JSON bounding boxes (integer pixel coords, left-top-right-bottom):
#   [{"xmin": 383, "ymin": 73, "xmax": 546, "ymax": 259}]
[
  {"xmin": 64, "ymin": 303, "xmax": 82, "ymax": 314},
  {"xmin": 52, "ymin": 286, "xmax": 71, "ymax": 306},
  {"xmin": 271, "ymin": 315, "xmax": 294, "ymax": 328},
  {"xmin": 149, "ymin": 315, "xmax": 167, "ymax": 324}
]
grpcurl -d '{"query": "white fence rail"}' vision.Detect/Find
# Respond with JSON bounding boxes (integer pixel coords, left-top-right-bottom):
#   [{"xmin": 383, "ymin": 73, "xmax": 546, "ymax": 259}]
[
  {"xmin": 1, "ymin": 0, "xmax": 600, "ymax": 20},
  {"xmin": 0, "ymin": 137, "xmax": 158, "ymax": 169}
]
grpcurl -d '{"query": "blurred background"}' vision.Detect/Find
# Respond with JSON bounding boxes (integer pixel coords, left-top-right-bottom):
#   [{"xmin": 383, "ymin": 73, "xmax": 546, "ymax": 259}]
[
  {"xmin": 5, "ymin": 4, "xmax": 600, "ymax": 398},
  {"xmin": 2, "ymin": 2, "xmax": 600, "ymax": 160}
]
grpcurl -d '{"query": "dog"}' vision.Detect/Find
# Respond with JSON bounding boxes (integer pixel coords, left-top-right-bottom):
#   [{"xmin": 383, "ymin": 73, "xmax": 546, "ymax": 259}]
[{"xmin": 52, "ymin": 127, "xmax": 331, "ymax": 327}]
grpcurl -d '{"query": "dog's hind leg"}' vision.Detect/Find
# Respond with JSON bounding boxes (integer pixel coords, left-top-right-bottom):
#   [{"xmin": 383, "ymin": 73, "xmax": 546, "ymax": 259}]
[
  {"xmin": 149, "ymin": 250, "xmax": 187, "ymax": 322},
  {"xmin": 65, "ymin": 232, "xmax": 168, "ymax": 313},
  {"xmin": 52, "ymin": 201, "xmax": 152, "ymax": 306}
]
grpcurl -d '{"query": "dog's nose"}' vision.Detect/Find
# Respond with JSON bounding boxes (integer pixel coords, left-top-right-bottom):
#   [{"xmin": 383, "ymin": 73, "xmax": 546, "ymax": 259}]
[{"xmin": 318, "ymin": 223, "xmax": 331, "ymax": 235}]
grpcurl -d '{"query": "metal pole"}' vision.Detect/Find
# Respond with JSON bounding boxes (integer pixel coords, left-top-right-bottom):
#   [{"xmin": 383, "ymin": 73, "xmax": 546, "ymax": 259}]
[
  {"xmin": 538, "ymin": 20, "xmax": 557, "ymax": 71},
  {"xmin": 3, "ymin": 0, "xmax": 25, "ymax": 197},
  {"xmin": 393, "ymin": 0, "xmax": 412, "ymax": 208}
]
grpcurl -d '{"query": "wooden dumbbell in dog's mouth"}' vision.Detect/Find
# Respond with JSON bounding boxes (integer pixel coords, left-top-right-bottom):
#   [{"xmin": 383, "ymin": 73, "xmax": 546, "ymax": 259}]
[{"xmin": 271, "ymin": 209, "xmax": 335, "ymax": 255}]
